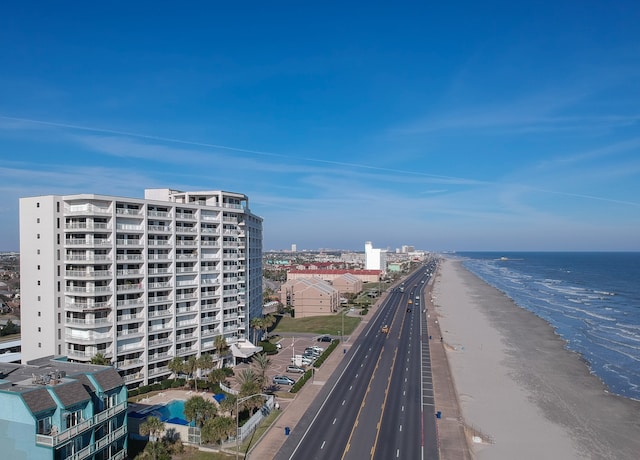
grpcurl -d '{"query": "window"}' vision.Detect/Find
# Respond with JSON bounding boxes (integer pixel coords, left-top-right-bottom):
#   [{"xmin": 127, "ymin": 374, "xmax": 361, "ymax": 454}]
[
  {"xmin": 37, "ymin": 233, "xmax": 40, "ymax": 239},
  {"xmin": 37, "ymin": 296, "xmax": 41, "ymax": 301},
  {"xmin": 38, "ymin": 342, "xmax": 42, "ymax": 348},
  {"xmin": 37, "ymin": 265, "xmax": 40, "ymax": 270},
  {"xmin": 57, "ymin": 202, "xmax": 60, "ymax": 212},
  {"xmin": 58, "ymin": 329, "xmax": 61, "ymax": 339},
  {"xmin": 58, "ymin": 313, "xmax": 61, "ymax": 323},
  {"xmin": 37, "ymin": 416, "xmax": 52, "ymax": 435},
  {"xmin": 38, "ymin": 327, "xmax": 41, "ymax": 332},
  {"xmin": 37, "ymin": 202, "xmax": 40, "ymax": 208},
  {"xmin": 57, "ymin": 217, "xmax": 60, "ymax": 229},
  {"xmin": 38, "ymin": 311, "xmax": 41, "ymax": 317},
  {"xmin": 37, "ymin": 218, "xmax": 40, "ymax": 223},
  {"xmin": 38, "ymin": 280, "xmax": 41, "ymax": 286},
  {"xmin": 65, "ymin": 409, "xmax": 82, "ymax": 428},
  {"xmin": 37, "ymin": 249, "xmax": 40, "ymax": 255},
  {"xmin": 57, "ymin": 266, "xmax": 60, "ymax": 276}
]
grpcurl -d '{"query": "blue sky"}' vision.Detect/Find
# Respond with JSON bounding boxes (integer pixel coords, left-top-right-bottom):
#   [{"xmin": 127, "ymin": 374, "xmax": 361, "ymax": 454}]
[{"xmin": 1, "ymin": 1, "xmax": 639, "ymax": 252}]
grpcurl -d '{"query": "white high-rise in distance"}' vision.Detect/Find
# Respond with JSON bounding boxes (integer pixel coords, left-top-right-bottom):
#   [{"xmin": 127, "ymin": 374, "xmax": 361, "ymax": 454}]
[
  {"xmin": 19, "ymin": 188, "xmax": 263, "ymax": 387},
  {"xmin": 365, "ymin": 241, "xmax": 387, "ymax": 272}
]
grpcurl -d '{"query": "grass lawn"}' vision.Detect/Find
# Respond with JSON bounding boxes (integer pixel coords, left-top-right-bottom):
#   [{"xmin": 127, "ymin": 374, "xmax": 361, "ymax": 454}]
[{"xmin": 273, "ymin": 312, "xmax": 361, "ymax": 335}]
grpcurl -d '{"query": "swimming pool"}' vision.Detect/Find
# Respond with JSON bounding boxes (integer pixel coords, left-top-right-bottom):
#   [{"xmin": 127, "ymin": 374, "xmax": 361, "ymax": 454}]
[{"xmin": 130, "ymin": 399, "xmax": 191, "ymax": 426}]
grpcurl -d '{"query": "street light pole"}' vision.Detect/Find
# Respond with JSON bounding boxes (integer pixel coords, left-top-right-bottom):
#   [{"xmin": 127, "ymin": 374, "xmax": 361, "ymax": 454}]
[{"xmin": 236, "ymin": 393, "xmax": 270, "ymax": 460}]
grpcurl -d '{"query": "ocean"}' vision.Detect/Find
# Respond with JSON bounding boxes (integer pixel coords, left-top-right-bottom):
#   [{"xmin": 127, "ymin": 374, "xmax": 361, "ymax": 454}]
[{"xmin": 455, "ymin": 252, "xmax": 640, "ymax": 401}]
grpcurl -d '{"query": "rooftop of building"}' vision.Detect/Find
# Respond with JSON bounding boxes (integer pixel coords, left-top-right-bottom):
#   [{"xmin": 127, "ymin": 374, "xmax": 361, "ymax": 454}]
[{"xmin": 0, "ymin": 355, "xmax": 122, "ymax": 394}]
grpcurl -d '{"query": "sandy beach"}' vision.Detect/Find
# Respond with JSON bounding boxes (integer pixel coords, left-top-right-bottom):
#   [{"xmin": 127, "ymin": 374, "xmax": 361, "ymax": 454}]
[{"xmin": 432, "ymin": 258, "xmax": 640, "ymax": 460}]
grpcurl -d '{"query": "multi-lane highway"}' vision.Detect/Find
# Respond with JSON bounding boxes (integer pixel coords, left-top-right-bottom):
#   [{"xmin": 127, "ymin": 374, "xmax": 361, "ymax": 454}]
[{"xmin": 277, "ymin": 260, "xmax": 439, "ymax": 460}]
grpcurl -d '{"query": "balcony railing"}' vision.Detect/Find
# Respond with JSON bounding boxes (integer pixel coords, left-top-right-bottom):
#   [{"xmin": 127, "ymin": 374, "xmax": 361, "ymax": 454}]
[
  {"xmin": 35, "ymin": 402, "xmax": 126, "ymax": 447},
  {"xmin": 116, "ymin": 208, "xmax": 142, "ymax": 216}
]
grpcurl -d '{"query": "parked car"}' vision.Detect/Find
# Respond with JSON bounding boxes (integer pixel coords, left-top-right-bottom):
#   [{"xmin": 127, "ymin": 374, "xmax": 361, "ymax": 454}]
[
  {"xmin": 318, "ymin": 336, "xmax": 332, "ymax": 342},
  {"xmin": 310, "ymin": 346, "xmax": 324, "ymax": 353},
  {"xmin": 301, "ymin": 356, "xmax": 314, "ymax": 365},
  {"xmin": 287, "ymin": 365, "xmax": 305, "ymax": 374},
  {"xmin": 273, "ymin": 375, "xmax": 296, "ymax": 385},
  {"xmin": 305, "ymin": 348, "xmax": 320, "ymax": 356},
  {"xmin": 275, "ymin": 342, "xmax": 282, "ymax": 349}
]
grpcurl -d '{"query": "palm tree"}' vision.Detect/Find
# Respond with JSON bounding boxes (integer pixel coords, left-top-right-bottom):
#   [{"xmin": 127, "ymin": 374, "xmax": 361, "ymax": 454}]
[
  {"xmin": 184, "ymin": 355, "xmax": 198, "ymax": 391},
  {"xmin": 208, "ymin": 368, "xmax": 228, "ymax": 387},
  {"xmin": 214, "ymin": 335, "xmax": 230, "ymax": 365},
  {"xmin": 90, "ymin": 352, "xmax": 110, "ymax": 366},
  {"xmin": 139, "ymin": 416, "xmax": 165, "ymax": 442},
  {"xmin": 137, "ymin": 440, "xmax": 170, "ymax": 460},
  {"xmin": 236, "ymin": 369, "xmax": 262, "ymax": 415},
  {"xmin": 197, "ymin": 353, "xmax": 214, "ymax": 381},
  {"xmin": 250, "ymin": 352, "xmax": 271, "ymax": 390},
  {"xmin": 250, "ymin": 317, "xmax": 265, "ymax": 344},
  {"xmin": 183, "ymin": 395, "xmax": 217, "ymax": 428},
  {"xmin": 167, "ymin": 356, "xmax": 184, "ymax": 381},
  {"xmin": 262, "ymin": 313, "xmax": 276, "ymax": 338},
  {"xmin": 201, "ymin": 416, "xmax": 236, "ymax": 445},
  {"xmin": 218, "ymin": 394, "xmax": 237, "ymax": 418}
]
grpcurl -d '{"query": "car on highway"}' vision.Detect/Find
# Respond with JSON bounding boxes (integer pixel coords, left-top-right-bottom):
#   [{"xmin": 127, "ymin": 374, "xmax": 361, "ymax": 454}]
[
  {"xmin": 273, "ymin": 375, "xmax": 296, "ymax": 385},
  {"xmin": 318, "ymin": 336, "xmax": 332, "ymax": 342},
  {"xmin": 287, "ymin": 365, "xmax": 306, "ymax": 374}
]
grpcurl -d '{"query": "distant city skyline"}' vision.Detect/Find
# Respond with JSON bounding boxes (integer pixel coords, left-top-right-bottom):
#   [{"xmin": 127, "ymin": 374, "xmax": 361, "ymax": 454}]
[{"xmin": 1, "ymin": 2, "xmax": 639, "ymax": 252}]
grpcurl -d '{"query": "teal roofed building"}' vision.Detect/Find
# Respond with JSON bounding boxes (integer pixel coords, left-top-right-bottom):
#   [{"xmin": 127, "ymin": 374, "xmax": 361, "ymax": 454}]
[{"xmin": 0, "ymin": 356, "xmax": 128, "ymax": 460}]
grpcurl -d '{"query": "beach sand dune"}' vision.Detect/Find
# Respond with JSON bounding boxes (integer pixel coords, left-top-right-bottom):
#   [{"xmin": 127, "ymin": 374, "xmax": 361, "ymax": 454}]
[{"xmin": 433, "ymin": 259, "xmax": 640, "ymax": 460}]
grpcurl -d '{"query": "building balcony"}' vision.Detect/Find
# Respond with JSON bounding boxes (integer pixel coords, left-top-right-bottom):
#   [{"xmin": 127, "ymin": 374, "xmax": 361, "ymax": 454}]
[
  {"xmin": 148, "ymin": 295, "xmax": 172, "ymax": 304},
  {"xmin": 201, "ymin": 328, "xmax": 217, "ymax": 337},
  {"xmin": 148, "ymin": 353, "xmax": 172, "ymax": 364},
  {"xmin": 116, "ymin": 208, "xmax": 142, "ymax": 216},
  {"xmin": 148, "ymin": 224, "xmax": 172, "ymax": 233},
  {"xmin": 116, "ymin": 283, "xmax": 144, "ymax": 293},
  {"xmin": 64, "ymin": 223, "xmax": 111, "ymax": 231},
  {"xmin": 148, "ymin": 337, "xmax": 171, "ymax": 348},
  {"xmin": 116, "ymin": 254, "xmax": 144, "ymax": 262},
  {"xmin": 116, "ymin": 239, "xmax": 143, "ymax": 247},
  {"xmin": 148, "ymin": 254, "xmax": 172, "ymax": 261},
  {"xmin": 176, "ymin": 266, "xmax": 197, "ymax": 274},
  {"xmin": 64, "ymin": 239, "xmax": 112, "ymax": 247},
  {"xmin": 176, "ymin": 345, "xmax": 197, "ymax": 356},
  {"xmin": 148, "ymin": 210, "xmax": 171, "ymax": 218},
  {"xmin": 115, "ymin": 223, "xmax": 144, "ymax": 232},
  {"xmin": 66, "ymin": 301, "xmax": 112, "ymax": 312},
  {"xmin": 65, "ymin": 205, "xmax": 111, "ymax": 215},
  {"xmin": 116, "ymin": 299, "xmax": 145, "ymax": 309},
  {"xmin": 149, "ymin": 281, "xmax": 172, "ymax": 290},
  {"xmin": 148, "ymin": 240, "xmax": 171, "ymax": 247},
  {"xmin": 176, "ymin": 305, "xmax": 198, "ymax": 315},
  {"xmin": 200, "ymin": 241, "xmax": 219, "ymax": 247},
  {"xmin": 176, "ymin": 253, "xmax": 198, "ymax": 260},
  {"xmin": 149, "ymin": 267, "xmax": 172, "ymax": 275},
  {"xmin": 200, "ymin": 303, "xmax": 218, "ymax": 312},
  {"xmin": 148, "ymin": 323, "xmax": 173, "ymax": 333},
  {"xmin": 116, "ymin": 313, "xmax": 144, "ymax": 323},
  {"xmin": 116, "ymin": 358, "xmax": 144, "ymax": 369},
  {"xmin": 123, "ymin": 372, "xmax": 144, "ymax": 383},
  {"xmin": 66, "ymin": 333, "xmax": 112, "ymax": 344},
  {"xmin": 65, "ymin": 255, "xmax": 113, "ymax": 263},
  {"xmin": 65, "ymin": 317, "xmax": 112, "ymax": 327},
  {"xmin": 148, "ymin": 365, "xmax": 170, "ymax": 376},
  {"xmin": 35, "ymin": 402, "xmax": 127, "ymax": 448},
  {"xmin": 176, "ymin": 292, "xmax": 197, "ymax": 301},
  {"xmin": 66, "ymin": 270, "xmax": 113, "ymax": 279},
  {"xmin": 116, "ymin": 328, "xmax": 144, "ymax": 338},
  {"xmin": 176, "ymin": 240, "xmax": 197, "ymax": 247},
  {"xmin": 175, "ymin": 332, "xmax": 194, "ymax": 343},
  {"xmin": 116, "ymin": 268, "xmax": 144, "ymax": 277},
  {"xmin": 65, "ymin": 285, "xmax": 113, "ymax": 295},
  {"xmin": 201, "ymin": 290, "xmax": 218, "ymax": 299},
  {"xmin": 201, "ymin": 316, "xmax": 218, "ymax": 325},
  {"xmin": 117, "ymin": 341, "xmax": 145, "ymax": 353},
  {"xmin": 149, "ymin": 306, "xmax": 173, "ymax": 317},
  {"xmin": 175, "ymin": 213, "xmax": 196, "ymax": 221},
  {"xmin": 176, "ymin": 227, "xmax": 197, "ymax": 234},
  {"xmin": 176, "ymin": 319, "xmax": 198, "ymax": 328}
]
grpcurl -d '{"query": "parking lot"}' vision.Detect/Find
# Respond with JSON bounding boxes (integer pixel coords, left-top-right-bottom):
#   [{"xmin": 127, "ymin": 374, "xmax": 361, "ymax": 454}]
[{"xmin": 230, "ymin": 334, "xmax": 334, "ymax": 392}]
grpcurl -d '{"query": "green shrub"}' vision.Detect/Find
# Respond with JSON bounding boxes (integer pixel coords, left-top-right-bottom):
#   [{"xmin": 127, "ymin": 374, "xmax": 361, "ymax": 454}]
[
  {"xmin": 129, "ymin": 388, "xmax": 139, "ymax": 397},
  {"xmin": 313, "ymin": 339, "xmax": 339, "ymax": 368},
  {"xmin": 259, "ymin": 341, "xmax": 278, "ymax": 354},
  {"xmin": 291, "ymin": 369, "xmax": 313, "ymax": 393}
]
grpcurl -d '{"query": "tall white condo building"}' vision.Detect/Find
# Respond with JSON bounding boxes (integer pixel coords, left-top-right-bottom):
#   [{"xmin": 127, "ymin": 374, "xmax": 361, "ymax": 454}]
[{"xmin": 19, "ymin": 188, "xmax": 263, "ymax": 387}]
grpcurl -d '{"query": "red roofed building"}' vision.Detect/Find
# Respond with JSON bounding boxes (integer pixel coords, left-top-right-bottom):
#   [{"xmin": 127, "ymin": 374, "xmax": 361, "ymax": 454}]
[{"xmin": 287, "ymin": 269, "xmax": 381, "ymax": 283}]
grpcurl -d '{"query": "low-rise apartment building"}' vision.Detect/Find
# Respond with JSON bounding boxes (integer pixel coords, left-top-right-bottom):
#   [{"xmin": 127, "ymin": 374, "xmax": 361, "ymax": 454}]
[
  {"xmin": 280, "ymin": 278, "xmax": 339, "ymax": 318},
  {"xmin": 0, "ymin": 356, "xmax": 128, "ymax": 460}
]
